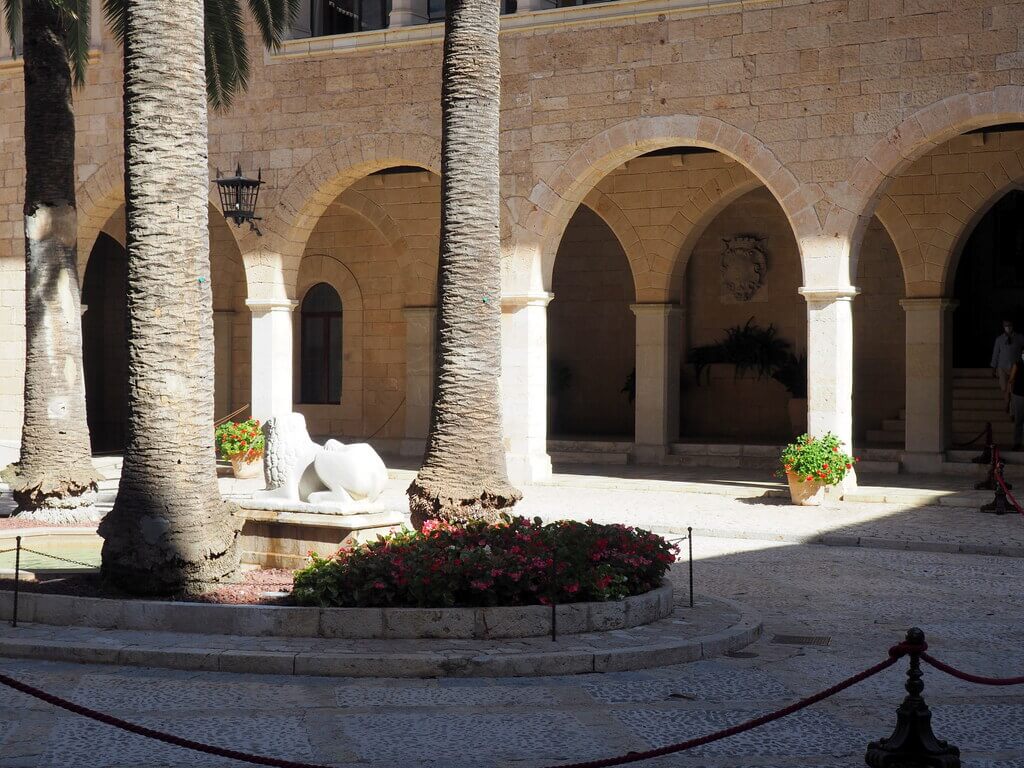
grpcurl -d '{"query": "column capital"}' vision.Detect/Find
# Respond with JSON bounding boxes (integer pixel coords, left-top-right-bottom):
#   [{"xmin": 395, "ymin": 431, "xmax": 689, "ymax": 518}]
[
  {"xmin": 899, "ymin": 297, "xmax": 959, "ymax": 312},
  {"xmin": 245, "ymin": 298, "xmax": 298, "ymax": 312},
  {"xmin": 502, "ymin": 291, "xmax": 553, "ymax": 311},
  {"xmin": 630, "ymin": 302, "xmax": 683, "ymax": 318},
  {"xmin": 798, "ymin": 286, "xmax": 860, "ymax": 305}
]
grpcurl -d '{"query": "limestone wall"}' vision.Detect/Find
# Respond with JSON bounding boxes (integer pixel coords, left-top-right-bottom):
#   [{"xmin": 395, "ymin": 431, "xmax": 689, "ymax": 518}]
[{"xmin": 1, "ymin": 0, "xmax": 1023, "ymax": 450}]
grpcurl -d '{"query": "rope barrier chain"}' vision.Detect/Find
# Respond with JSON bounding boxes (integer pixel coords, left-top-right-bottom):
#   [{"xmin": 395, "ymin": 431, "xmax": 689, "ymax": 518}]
[{"xmin": 0, "ymin": 638, "xmax": 968, "ymax": 768}]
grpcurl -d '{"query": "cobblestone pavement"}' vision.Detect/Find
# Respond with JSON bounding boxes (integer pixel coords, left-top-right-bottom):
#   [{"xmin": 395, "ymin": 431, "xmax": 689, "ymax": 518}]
[{"xmin": 1, "ymin": 537, "xmax": 1023, "ymax": 767}]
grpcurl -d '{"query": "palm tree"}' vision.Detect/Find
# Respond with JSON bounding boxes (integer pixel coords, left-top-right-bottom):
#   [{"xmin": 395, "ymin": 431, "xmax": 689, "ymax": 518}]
[
  {"xmin": 2, "ymin": 0, "xmax": 295, "ymax": 528},
  {"xmin": 1, "ymin": 1, "xmax": 99, "ymax": 522},
  {"xmin": 96, "ymin": 0, "xmax": 297, "ymax": 593},
  {"xmin": 407, "ymin": 0, "xmax": 521, "ymax": 526}
]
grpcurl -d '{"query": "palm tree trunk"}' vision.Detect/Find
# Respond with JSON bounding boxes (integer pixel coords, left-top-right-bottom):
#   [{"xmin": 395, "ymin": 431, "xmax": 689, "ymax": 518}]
[
  {"xmin": 98, "ymin": 0, "xmax": 240, "ymax": 594},
  {"xmin": 408, "ymin": 0, "xmax": 520, "ymax": 526},
  {"xmin": 2, "ymin": 0, "xmax": 99, "ymax": 518}
]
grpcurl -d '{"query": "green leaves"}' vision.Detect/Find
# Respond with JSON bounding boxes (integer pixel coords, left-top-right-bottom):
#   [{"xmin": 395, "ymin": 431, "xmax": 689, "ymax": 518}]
[
  {"xmin": 292, "ymin": 517, "xmax": 678, "ymax": 609},
  {"xmin": 5, "ymin": 0, "xmax": 92, "ymax": 86},
  {"xmin": 779, "ymin": 432, "xmax": 856, "ymax": 487},
  {"xmin": 103, "ymin": 0, "xmax": 300, "ymax": 110}
]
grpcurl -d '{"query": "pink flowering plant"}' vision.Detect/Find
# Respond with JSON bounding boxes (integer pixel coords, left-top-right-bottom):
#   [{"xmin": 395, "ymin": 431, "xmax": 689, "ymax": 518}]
[
  {"xmin": 214, "ymin": 419, "xmax": 264, "ymax": 462},
  {"xmin": 292, "ymin": 516, "xmax": 678, "ymax": 608},
  {"xmin": 779, "ymin": 432, "xmax": 856, "ymax": 486}
]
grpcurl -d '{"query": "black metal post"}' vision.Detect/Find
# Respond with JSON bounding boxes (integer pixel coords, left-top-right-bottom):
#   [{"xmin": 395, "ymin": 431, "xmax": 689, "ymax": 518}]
[
  {"xmin": 12, "ymin": 535, "xmax": 20, "ymax": 628},
  {"xmin": 550, "ymin": 548, "xmax": 557, "ymax": 642},
  {"xmin": 687, "ymin": 527, "xmax": 694, "ymax": 609},
  {"xmin": 981, "ymin": 457, "xmax": 1011, "ymax": 514},
  {"xmin": 865, "ymin": 628, "xmax": 960, "ymax": 767}
]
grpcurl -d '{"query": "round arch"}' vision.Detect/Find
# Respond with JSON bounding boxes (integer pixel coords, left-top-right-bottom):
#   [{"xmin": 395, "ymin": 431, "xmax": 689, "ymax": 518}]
[
  {"xmin": 515, "ymin": 115, "xmax": 810, "ymax": 294},
  {"xmin": 76, "ymin": 156, "xmax": 242, "ymax": 281},
  {"xmin": 258, "ymin": 133, "xmax": 441, "ymax": 300},
  {"xmin": 666, "ymin": 166, "xmax": 762, "ymax": 301},
  {"xmin": 828, "ymin": 85, "xmax": 1024, "ymax": 282},
  {"xmin": 295, "ymin": 252, "xmax": 367, "ymax": 435},
  {"xmin": 578, "ymin": 187, "xmax": 646, "ymax": 298}
]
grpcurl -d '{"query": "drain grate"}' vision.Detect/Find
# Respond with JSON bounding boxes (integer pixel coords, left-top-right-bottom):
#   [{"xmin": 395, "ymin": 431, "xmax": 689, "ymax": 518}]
[{"xmin": 771, "ymin": 634, "xmax": 832, "ymax": 646}]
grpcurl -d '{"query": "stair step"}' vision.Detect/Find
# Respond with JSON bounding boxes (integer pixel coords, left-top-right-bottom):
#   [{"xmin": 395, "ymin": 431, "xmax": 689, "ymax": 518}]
[
  {"xmin": 866, "ymin": 430, "xmax": 905, "ymax": 444},
  {"xmin": 862, "ymin": 447, "xmax": 903, "ymax": 461},
  {"xmin": 881, "ymin": 419, "xmax": 906, "ymax": 432},
  {"xmin": 857, "ymin": 459, "xmax": 901, "ymax": 474},
  {"xmin": 549, "ymin": 450, "xmax": 630, "ymax": 466},
  {"xmin": 953, "ymin": 368, "xmax": 997, "ymax": 378}
]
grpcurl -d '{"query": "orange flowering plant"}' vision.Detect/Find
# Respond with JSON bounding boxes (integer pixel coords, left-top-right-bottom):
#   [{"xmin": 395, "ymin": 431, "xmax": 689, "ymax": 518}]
[
  {"xmin": 214, "ymin": 419, "xmax": 265, "ymax": 462},
  {"xmin": 779, "ymin": 432, "xmax": 856, "ymax": 486}
]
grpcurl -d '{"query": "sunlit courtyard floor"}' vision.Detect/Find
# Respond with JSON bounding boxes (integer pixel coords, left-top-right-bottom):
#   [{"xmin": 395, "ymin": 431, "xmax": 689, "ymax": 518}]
[{"xmin": 1, "ymin": 534, "xmax": 1022, "ymax": 767}]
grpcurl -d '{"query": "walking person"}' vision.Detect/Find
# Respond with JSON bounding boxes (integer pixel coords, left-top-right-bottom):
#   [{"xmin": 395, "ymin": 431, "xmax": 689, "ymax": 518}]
[
  {"xmin": 991, "ymin": 319, "xmax": 1024, "ymax": 402},
  {"xmin": 1007, "ymin": 352, "xmax": 1024, "ymax": 451}
]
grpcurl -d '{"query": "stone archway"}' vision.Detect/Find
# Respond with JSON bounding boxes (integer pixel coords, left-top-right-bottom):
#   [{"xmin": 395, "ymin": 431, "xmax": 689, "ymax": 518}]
[
  {"xmin": 517, "ymin": 115, "xmax": 811, "ymax": 296},
  {"xmin": 257, "ymin": 133, "xmax": 441, "ymax": 301}
]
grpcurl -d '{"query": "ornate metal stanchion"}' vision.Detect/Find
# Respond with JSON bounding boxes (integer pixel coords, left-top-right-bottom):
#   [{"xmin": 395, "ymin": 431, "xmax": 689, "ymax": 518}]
[
  {"xmin": 865, "ymin": 628, "xmax": 960, "ymax": 767},
  {"xmin": 980, "ymin": 449, "xmax": 1011, "ymax": 515}
]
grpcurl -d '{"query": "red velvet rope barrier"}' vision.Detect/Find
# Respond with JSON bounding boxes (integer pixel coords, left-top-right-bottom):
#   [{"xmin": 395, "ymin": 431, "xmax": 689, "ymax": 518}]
[
  {"xmin": 921, "ymin": 652, "xmax": 1024, "ymax": 686},
  {"xmin": 0, "ymin": 644, "xmax": 924, "ymax": 768},
  {"xmin": 991, "ymin": 447, "xmax": 1024, "ymax": 516}
]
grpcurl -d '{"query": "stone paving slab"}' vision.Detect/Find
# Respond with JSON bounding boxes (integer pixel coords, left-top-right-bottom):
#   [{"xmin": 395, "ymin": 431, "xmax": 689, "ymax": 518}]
[
  {"xmin": 0, "ymin": 540, "xmax": 1022, "ymax": 768},
  {"xmin": 0, "ymin": 585, "xmax": 761, "ymax": 678}
]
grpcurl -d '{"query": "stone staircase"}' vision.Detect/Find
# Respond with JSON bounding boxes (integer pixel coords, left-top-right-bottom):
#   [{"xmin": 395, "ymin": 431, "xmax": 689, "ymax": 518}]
[
  {"xmin": 548, "ymin": 438, "xmax": 632, "ymax": 465},
  {"xmin": 866, "ymin": 368, "xmax": 1017, "ymax": 450}
]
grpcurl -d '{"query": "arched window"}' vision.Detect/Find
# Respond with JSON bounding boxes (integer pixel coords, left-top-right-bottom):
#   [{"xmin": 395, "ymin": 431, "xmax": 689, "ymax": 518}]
[{"xmin": 300, "ymin": 283, "xmax": 343, "ymax": 404}]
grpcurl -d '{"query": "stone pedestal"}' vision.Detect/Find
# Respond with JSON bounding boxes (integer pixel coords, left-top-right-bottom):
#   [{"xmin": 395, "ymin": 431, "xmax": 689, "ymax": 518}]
[
  {"xmin": 502, "ymin": 292, "xmax": 553, "ymax": 484},
  {"xmin": 239, "ymin": 507, "xmax": 410, "ymax": 569},
  {"xmin": 902, "ymin": 298, "xmax": 957, "ymax": 473},
  {"xmin": 389, "ymin": 0, "xmax": 429, "ymax": 26},
  {"xmin": 631, "ymin": 303, "xmax": 682, "ymax": 463},
  {"xmin": 800, "ymin": 287, "xmax": 859, "ymax": 487},
  {"xmin": 247, "ymin": 299, "xmax": 297, "ymax": 423},
  {"xmin": 401, "ymin": 307, "xmax": 436, "ymax": 457}
]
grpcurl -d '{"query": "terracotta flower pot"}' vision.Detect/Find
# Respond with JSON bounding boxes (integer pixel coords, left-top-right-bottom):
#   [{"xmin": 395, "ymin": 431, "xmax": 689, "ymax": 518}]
[
  {"xmin": 786, "ymin": 471, "xmax": 826, "ymax": 506},
  {"xmin": 229, "ymin": 454, "xmax": 263, "ymax": 480}
]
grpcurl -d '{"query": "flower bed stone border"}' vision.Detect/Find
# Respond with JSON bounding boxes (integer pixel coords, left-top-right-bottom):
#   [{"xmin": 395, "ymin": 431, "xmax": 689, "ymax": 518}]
[{"xmin": 0, "ymin": 581, "xmax": 673, "ymax": 640}]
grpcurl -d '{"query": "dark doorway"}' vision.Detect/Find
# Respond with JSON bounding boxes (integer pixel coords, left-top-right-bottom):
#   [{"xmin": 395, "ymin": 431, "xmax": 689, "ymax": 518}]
[
  {"xmin": 953, "ymin": 190, "xmax": 1024, "ymax": 367},
  {"xmin": 82, "ymin": 233, "xmax": 128, "ymax": 453}
]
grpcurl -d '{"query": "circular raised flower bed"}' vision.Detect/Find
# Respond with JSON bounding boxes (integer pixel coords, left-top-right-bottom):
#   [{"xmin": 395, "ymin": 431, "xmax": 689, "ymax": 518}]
[{"xmin": 0, "ymin": 580, "xmax": 673, "ymax": 639}]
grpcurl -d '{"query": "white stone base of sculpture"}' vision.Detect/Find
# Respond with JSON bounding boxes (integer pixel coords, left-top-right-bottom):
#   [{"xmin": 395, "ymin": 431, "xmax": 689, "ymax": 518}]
[{"xmin": 239, "ymin": 495, "xmax": 402, "ymax": 519}]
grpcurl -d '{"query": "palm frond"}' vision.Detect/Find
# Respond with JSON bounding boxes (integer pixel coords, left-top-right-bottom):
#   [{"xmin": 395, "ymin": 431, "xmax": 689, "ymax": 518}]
[
  {"xmin": 205, "ymin": 0, "xmax": 249, "ymax": 111},
  {"xmin": 246, "ymin": 0, "xmax": 300, "ymax": 51},
  {"xmin": 59, "ymin": 0, "xmax": 91, "ymax": 86},
  {"xmin": 100, "ymin": 0, "xmax": 125, "ymax": 45},
  {"xmin": 3, "ymin": 0, "xmax": 20, "ymax": 59}
]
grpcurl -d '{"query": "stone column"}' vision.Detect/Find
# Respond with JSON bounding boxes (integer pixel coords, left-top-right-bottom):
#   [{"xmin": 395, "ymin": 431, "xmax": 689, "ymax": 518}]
[
  {"xmin": 401, "ymin": 306, "xmax": 436, "ymax": 457},
  {"xmin": 799, "ymin": 287, "xmax": 859, "ymax": 482},
  {"xmin": 517, "ymin": 0, "xmax": 557, "ymax": 9},
  {"xmin": 501, "ymin": 292, "xmax": 553, "ymax": 485},
  {"xmin": 389, "ymin": 0, "xmax": 429, "ymax": 26},
  {"xmin": 246, "ymin": 298, "xmax": 297, "ymax": 423},
  {"xmin": 901, "ymin": 298, "xmax": 957, "ymax": 473},
  {"xmin": 630, "ymin": 303, "xmax": 682, "ymax": 463}
]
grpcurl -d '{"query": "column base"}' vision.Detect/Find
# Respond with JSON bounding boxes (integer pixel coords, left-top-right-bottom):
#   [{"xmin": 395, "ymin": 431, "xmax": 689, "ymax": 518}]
[
  {"xmin": 505, "ymin": 451, "xmax": 553, "ymax": 485},
  {"xmin": 901, "ymin": 451, "xmax": 945, "ymax": 474},
  {"xmin": 630, "ymin": 443, "xmax": 667, "ymax": 465}
]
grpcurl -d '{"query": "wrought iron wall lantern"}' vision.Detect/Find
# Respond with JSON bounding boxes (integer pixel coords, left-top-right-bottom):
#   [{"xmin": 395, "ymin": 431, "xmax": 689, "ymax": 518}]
[{"xmin": 214, "ymin": 164, "xmax": 264, "ymax": 235}]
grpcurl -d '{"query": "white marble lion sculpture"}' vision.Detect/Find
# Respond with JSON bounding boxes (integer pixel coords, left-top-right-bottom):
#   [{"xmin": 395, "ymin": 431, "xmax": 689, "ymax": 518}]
[{"xmin": 253, "ymin": 413, "xmax": 387, "ymax": 509}]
